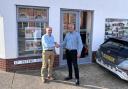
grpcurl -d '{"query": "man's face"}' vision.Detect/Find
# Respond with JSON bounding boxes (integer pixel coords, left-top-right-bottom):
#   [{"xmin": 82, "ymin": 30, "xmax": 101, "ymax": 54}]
[
  {"xmin": 67, "ymin": 24, "xmax": 75, "ymax": 32},
  {"xmin": 46, "ymin": 27, "xmax": 52, "ymax": 35}
]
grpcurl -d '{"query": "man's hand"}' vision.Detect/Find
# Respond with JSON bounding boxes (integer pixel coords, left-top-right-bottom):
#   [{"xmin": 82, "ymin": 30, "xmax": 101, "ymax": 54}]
[
  {"xmin": 77, "ymin": 54, "xmax": 81, "ymax": 59},
  {"xmin": 55, "ymin": 43, "xmax": 60, "ymax": 48},
  {"xmin": 54, "ymin": 42, "xmax": 60, "ymax": 48}
]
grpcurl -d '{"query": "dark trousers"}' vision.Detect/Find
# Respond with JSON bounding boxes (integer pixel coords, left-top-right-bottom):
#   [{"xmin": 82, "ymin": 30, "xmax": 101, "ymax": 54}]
[{"xmin": 66, "ymin": 49, "xmax": 79, "ymax": 79}]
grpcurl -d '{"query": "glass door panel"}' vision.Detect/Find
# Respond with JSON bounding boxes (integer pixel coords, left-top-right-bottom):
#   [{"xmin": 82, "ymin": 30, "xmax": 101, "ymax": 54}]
[{"xmin": 80, "ymin": 11, "xmax": 88, "ymax": 58}]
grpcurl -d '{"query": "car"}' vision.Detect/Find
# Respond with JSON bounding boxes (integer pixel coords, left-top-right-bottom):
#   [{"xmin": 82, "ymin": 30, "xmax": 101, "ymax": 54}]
[{"xmin": 96, "ymin": 38, "xmax": 128, "ymax": 81}]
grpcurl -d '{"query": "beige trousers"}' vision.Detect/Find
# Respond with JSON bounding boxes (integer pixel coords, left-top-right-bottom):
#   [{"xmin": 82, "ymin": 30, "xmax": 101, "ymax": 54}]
[{"xmin": 41, "ymin": 51, "xmax": 55, "ymax": 78}]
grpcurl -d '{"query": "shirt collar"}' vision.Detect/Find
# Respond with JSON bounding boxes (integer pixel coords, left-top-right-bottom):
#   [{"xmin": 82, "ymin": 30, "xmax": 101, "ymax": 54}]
[
  {"xmin": 69, "ymin": 31, "xmax": 76, "ymax": 34},
  {"xmin": 46, "ymin": 34, "xmax": 52, "ymax": 37}
]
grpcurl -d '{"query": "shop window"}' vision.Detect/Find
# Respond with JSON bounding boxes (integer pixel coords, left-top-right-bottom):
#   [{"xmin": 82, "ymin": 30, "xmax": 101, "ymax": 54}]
[{"xmin": 17, "ymin": 6, "xmax": 49, "ymax": 56}]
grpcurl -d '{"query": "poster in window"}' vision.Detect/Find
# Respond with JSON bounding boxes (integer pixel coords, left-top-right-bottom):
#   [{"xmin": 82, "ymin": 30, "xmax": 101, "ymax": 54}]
[
  {"xmin": 25, "ymin": 27, "xmax": 41, "ymax": 39},
  {"xmin": 25, "ymin": 40, "xmax": 41, "ymax": 51},
  {"xmin": 105, "ymin": 18, "xmax": 128, "ymax": 40}
]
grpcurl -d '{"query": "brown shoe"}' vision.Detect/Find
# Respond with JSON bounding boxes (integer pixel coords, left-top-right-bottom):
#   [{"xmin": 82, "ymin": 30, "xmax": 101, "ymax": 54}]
[{"xmin": 47, "ymin": 76, "xmax": 55, "ymax": 80}]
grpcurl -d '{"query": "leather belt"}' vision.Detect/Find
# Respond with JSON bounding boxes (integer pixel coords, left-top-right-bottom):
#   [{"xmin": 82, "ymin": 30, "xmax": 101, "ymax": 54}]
[
  {"xmin": 44, "ymin": 50, "xmax": 53, "ymax": 51},
  {"xmin": 66, "ymin": 49, "xmax": 76, "ymax": 51}
]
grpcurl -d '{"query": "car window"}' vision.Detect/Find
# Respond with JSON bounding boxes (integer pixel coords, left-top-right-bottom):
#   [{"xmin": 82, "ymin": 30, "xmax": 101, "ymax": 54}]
[
  {"xmin": 102, "ymin": 41, "xmax": 128, "ymax": 55},
  {"xmin": 102, "ymin": 41, "xmax": 120, "ymax": 50}
]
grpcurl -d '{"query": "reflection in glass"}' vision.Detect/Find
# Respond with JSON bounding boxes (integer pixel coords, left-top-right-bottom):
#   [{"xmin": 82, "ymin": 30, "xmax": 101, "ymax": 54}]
[
  {"xmin": 63, "ymin": 12, "xmax": 77, "ymax": 59},
  {"xmin": 17, "ymin": 6, "xmax": 49, "ymax": 56}
]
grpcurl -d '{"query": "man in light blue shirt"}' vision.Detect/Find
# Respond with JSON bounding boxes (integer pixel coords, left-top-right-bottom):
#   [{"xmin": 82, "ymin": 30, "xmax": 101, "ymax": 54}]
[
  {"xmin": 41, "ymin": 27, "xmax": 59, "ymax": 83},
  {"xmin": 63, "ymin": 28, "xmax": 83, "ymax": 57},
  {"xmin": 63, "ymin": 24, "xmax": 83, "ymax": 86},
  {"xmin": 42, "ymin": 31, "xmax": 55, "ymax": 51}
]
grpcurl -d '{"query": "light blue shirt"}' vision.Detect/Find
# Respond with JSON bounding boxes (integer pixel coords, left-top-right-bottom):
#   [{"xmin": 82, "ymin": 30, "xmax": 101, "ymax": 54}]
[
  {"xmin": 63, "ymin": 31, "xmax": 83, "ymax": 55},
  {"xmin": 41, "ymin": 34, "xmax": 55, "ymax": 50}
]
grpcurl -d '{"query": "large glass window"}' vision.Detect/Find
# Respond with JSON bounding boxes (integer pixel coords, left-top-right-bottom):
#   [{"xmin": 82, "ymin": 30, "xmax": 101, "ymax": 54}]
[{"xmin": 17, "ymin": 6, "xmax": 49, "ymax": 56}]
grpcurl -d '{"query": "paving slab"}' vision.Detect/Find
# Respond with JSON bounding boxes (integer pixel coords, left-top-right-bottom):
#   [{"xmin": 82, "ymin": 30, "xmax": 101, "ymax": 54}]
[
  {"xmin": 78, "ymin": 64, "xmax": 128, "ymax": 89},
  {"xmin": 0, "ymin": 71, "xmax": 14, "ymax": 89},
  {"xmin": 1, "ymin": 63, "xmax": 128, "ymax": 89}
]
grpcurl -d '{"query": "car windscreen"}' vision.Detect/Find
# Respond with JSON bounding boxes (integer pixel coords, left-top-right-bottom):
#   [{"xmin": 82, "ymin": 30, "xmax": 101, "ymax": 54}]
[
  {"xmin": 102, "ymin": 41, "xmax": 128, "ymax": 58},
  {"xmin": 102, "ymin": 41, "xmax": 122, "ymax": 50}
]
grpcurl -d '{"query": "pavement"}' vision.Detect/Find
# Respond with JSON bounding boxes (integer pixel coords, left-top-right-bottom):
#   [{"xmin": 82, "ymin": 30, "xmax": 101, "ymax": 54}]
[{"xmin": 0, "ymin": 63, "xmax": 128, "ymax": 89}]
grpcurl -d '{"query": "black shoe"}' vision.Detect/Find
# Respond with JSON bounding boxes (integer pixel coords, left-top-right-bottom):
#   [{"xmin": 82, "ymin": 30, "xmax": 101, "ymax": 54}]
[
  {"xmin": 64, "ymin": 77, "xmax": 72, "ymax": 81},
  {"xmin": 75, "ymin": 79, "xmax": 80, "ymax": 86}
]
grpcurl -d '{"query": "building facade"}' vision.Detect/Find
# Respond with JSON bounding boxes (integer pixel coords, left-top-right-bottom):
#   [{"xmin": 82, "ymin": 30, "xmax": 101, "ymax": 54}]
[{"xmin": 0, "ymin": 0, "xmax": 128, "ymax": 71}]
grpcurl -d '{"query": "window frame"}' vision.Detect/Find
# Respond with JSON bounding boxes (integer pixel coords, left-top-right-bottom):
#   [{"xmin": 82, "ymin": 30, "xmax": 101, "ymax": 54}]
[{"xmin": 16, "ymin": 5, "xmax": 49, "ymax": 57}]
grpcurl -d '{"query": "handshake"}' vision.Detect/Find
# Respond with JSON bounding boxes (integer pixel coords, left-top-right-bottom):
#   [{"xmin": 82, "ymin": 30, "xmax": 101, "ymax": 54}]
[{"xmin": 55, "ymin": 42, "xmax": 60, "ymax": 48}]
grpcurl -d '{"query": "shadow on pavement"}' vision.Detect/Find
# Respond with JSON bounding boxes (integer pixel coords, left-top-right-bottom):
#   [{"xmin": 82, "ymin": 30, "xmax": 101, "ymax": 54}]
[{"xmin": 52, "ymin": 79, "xmax": 109, "ymax": 89}]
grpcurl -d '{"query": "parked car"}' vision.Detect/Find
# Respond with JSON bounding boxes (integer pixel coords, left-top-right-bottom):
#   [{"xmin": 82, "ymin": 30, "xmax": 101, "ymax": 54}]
[{"xmin": 96, "ymin": 38, "xmax": 128, "ymax": 81}]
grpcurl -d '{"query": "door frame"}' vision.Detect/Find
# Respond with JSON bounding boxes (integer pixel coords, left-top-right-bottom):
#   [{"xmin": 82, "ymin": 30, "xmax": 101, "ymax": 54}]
[{"xmin": 59, "ymin": 9, "xmax": 94, "ymax": 66}]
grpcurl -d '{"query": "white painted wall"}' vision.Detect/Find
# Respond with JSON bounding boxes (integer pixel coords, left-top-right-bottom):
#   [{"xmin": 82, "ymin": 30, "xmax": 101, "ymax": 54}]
[
  {"xmin": 1, "ymin": 0, "xmax": 128, "ymax": 58},
  {"xmin": 0, "ymin": 16, "xmax": 5, "ymax": 58},
  {"xmin": 0, "ymin": 1, "xmax": 17, "ymax": 59}
]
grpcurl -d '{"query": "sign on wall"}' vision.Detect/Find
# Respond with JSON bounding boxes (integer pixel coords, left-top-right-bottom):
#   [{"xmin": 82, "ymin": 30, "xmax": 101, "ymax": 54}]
[
  {"xmin": 14, "ymin": 58, "xmax": 42, "ymax": 65},
  {"xmin": 105, "ymin": 18, "xmax": 128, "ymax": 40}
]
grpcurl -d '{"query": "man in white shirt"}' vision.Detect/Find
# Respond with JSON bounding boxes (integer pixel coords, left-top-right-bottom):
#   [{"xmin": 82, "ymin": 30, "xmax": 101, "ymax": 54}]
[{"xmin": 41, "ymin": 27, "xmax": 59, "ymax": 83}]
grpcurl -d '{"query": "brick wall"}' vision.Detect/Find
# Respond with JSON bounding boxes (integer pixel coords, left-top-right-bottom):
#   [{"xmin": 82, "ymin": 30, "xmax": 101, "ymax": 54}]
[
  {"xmin": 0, "ymin": 51, "xmax": 95, "ymax": 72},
  {"xmin": 0, "ymin": 55, "xmax": 59, "ymax": 72},
  {"xmin": 0, "ymin": 59, "xmax": 6, "ymax": 71}
]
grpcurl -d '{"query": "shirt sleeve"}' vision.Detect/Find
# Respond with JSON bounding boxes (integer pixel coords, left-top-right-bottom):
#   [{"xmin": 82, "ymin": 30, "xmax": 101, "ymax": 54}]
[
  {"xmin": 77, "ymin": 32, "xmax": 83, "ymax": 55},
  {"xmin": 59, "ymin": 34, "xmax": 67, "ymax": 48},
  {"xmin": 62, "ymin": 34, "xmax": 67, "ymax": 48}
]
